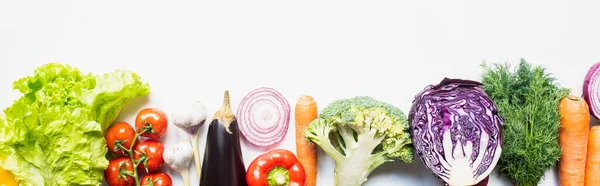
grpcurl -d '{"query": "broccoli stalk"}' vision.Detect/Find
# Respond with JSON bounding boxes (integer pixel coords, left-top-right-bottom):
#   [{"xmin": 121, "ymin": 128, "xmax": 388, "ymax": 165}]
[{"xmin": 304, "ymin": 96, "xmax": 414, "ymax": 186}]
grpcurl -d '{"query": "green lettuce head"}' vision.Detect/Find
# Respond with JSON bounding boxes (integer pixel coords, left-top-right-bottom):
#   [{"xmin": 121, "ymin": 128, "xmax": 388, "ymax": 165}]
[{"xmin": 0, "ymin": 63, "xmax": 150, "ymax": 185}]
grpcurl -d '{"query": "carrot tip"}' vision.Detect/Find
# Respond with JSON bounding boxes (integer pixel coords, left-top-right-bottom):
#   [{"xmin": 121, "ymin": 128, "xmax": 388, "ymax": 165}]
[
  {"xmin": 566, "ymin": 95, "xmax": 581, "ymax": 101},
  {"xmin": 297, "ymin": 95, "xmax": 315, "ymax": 104}
]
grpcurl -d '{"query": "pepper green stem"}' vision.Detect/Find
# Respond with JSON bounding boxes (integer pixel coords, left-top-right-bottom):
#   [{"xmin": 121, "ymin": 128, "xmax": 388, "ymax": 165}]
[{"xmin": 267, "ymin": 166, "xmax": 289, "ymax": 186}]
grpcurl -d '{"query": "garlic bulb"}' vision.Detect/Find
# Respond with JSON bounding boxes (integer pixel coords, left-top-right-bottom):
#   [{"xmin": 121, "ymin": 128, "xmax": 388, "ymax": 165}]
[
  {"xmin": 163, "ymin": 141, "xmax": 194, "ymax": 186},
  {"xmin": 171, "ymin": 101, "xmax": 207, "ymax": 180},
  {"xmin": 172, "ymin": 101, "xmax": 207, "ymax": 135}
]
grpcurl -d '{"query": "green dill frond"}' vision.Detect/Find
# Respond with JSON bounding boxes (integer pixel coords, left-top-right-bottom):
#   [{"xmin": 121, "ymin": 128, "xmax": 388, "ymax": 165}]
[{"xmin": 481, "ymin": 59, "xmax": 568, "ymax": 186}]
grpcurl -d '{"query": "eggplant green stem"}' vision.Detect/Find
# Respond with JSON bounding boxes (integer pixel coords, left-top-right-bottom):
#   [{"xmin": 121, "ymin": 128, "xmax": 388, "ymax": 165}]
[{"xmin": 213, "ymin": 91, "xmax": 235, "ymax": 133}]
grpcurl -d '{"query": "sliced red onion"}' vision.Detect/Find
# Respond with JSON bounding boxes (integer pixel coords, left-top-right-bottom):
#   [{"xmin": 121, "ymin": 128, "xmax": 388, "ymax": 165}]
[
  {"xmin": 584, "ymin": 62, "xmax": 600, "ymax": 120},
  {"xmin": 237, "ymin": 87, "xmax": 290, "ymax": 147}
]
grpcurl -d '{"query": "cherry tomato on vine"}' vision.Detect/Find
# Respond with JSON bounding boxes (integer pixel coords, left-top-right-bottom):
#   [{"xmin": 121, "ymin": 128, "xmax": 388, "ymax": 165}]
[
  {"xmin": 134, "ymin": 139, "xmax": 165, "ymax": 172},
  {"xmin": 105, "ymin": 122, "xmax": 137, "ymax": 156},
  {"xmin": 140, "ymin": 173, "xmax": 172, "ymax": 186},
  {"xmin": 104, "ymin": 157, "xmax": 135, "ymax": 186},
  {"xmin": 135, "ymin": 108, "xmax": 168, "ymax": 139}
]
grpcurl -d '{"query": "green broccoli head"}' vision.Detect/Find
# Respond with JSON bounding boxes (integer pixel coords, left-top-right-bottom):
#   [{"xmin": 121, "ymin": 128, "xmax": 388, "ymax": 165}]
[
  {"xmin": 304, "ymin": 96, "xmax": 414, "ymax": 185},
  {"xmin": 305, "ymin": 96, "xmax": 414, "ymax": 164}
]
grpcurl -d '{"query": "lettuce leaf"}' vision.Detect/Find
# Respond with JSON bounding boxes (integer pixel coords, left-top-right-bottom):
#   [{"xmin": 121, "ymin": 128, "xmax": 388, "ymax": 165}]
[{"xmin": 0, "ymin": 63, "xmax": 150, "ymax": 185}]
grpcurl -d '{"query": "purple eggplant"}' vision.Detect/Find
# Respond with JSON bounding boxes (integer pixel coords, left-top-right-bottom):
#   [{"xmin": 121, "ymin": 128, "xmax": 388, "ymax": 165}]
[{"xmin": 200, "ymin": 91, "xmax": 247, "ymax": 186}]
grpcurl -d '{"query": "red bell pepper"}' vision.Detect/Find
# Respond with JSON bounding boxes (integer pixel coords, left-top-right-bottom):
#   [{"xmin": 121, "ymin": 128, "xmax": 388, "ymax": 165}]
[{"xmin": 247, "ymin": 149, "xmax": 306, "ymax": 186}]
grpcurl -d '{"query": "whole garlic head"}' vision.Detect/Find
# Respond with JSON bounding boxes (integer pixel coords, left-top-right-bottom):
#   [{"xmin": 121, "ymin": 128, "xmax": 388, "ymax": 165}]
[
  {"xmin": 163, "ymin": 140, "xmax": 194, "ymax": 172},
  {"xmin": 172, "ymin": 101, "xmax": 207, "ymax": 135}
]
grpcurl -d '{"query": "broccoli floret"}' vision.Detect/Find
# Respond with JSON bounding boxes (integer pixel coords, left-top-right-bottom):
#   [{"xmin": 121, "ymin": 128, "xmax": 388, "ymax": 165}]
[{"xmin": 304, "ymin": 96, "xmax": 413, "ymax": 186}]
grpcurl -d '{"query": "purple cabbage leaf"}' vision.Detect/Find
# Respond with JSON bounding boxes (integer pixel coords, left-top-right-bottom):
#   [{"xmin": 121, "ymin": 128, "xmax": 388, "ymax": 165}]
[{"xmin": 409, "ymin": 78, "xmax": 503, "ymax": 186}]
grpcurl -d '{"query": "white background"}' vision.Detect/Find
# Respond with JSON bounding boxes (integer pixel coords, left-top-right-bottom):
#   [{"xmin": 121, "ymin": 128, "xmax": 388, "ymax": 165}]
[{"xmin": 2, "ymin": 1, "xmax": 600, "ymax": 185}]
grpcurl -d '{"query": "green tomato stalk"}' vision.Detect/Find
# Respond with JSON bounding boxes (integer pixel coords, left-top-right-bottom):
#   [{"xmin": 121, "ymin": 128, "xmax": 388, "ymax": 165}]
[{"xmin": 115, "ymin": 125, "xmax": 156, "ymax": 186}]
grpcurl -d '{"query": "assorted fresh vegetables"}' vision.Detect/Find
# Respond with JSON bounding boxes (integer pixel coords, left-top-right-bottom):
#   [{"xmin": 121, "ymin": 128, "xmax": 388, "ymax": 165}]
[
  {"xmin": 294, "ymin": 95, "xmax": 318, "ymax": 186},
  {"xmin": 558, "ymin": 95, "xmax": 590, "ymax": 186},
  {"xmin": 163, "ymin": 141, "xmax": 194, "ymax": 186},
  {"xmin": 3, "ymin": 61, "xmax": 599, "ymax": 186},
  {"xmin": 237, "ymin": 87, "xmax": 291, "ymax": 148},
  {"xmin": 246, "ymin": 149, "xmax": 306, "ymax": 186},
  {"xmin": 200, "ymin": 91, "xmax": 248, "ymax": 186},
  {"xmin": 171, "ymin": 101, "xmax": 207, "ymax": 179},
  {"xmin": 583, "ymin": 62, "xmax": 600, "ymax": 120},
  {"xmin": 304, "ymin": 96, "xmax": 414, "ymax": 186},
  {"xmin": 585, "ymin": 126, "xmax": 600, "ymax": 186},
  {"xmin": 409, "ymin": 78, "xmax": 503, "ymax": 186},
  {"xmin": 481, "ymin": 59, "xmax": 569, "ymax": 186},
  {"xmin": 0, "ymin": 63, "xmax": 150, "ymax": 185}
]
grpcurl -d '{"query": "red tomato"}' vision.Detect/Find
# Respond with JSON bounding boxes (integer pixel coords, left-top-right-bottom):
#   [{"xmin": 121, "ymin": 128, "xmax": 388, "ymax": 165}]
[
  {"xmin": 105, "ymin": 122, "xmax": 137, "ymax": 156},
  {"xmin": 134, "ymin": 139, "xmax": 165, "ymax": 172},
  {"xmin": 135, "ymin": 108, "xmax": 168, "ymax": 139},
  {"xmin": 140, "ymin": 173, "xmax": 172, "ymax": 186},
  {"xmin": 104, "ymin": 157, "xmax": 135, "ymax": 186}
]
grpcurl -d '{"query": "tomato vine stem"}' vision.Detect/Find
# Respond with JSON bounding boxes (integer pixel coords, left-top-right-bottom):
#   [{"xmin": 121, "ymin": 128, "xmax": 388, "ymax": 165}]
[{"xmin": 124, "ymin": 126, "xmax": 153, "ymax": 186}]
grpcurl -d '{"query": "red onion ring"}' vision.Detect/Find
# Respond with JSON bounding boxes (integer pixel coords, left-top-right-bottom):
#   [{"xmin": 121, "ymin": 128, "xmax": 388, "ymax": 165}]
[
  {"xmin": 237, "ymin": 87, "xmax": 290, "ymax": 147},
  {"xmin": 584, "ymin": 62, "xmax": 600, "ymax": 119}
]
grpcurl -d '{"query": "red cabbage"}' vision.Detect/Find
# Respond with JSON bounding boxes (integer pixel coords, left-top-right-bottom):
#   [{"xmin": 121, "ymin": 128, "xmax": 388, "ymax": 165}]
[{"xmin": 409, "ymin": 78, "xmax": 503, "ymax": 186}]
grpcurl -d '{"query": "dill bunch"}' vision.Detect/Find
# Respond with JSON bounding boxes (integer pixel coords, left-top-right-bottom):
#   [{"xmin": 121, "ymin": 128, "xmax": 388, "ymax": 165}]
[{"xmin": 481, "ymin": 59, "xmax": 569, "ymax": 186}]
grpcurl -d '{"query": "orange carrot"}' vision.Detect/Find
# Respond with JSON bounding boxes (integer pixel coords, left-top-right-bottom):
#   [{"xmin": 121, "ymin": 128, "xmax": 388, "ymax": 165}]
[
  {"xmin": 295, "ymin": 95, "xmax": 318, "ymax": 186},
  {"xmin": 585, "ymin": 126, "xmax": 600, "ymax": 186},
  {"xmin": 559, "ymin": 95, "xmax": 590, "ymax": 186}
]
